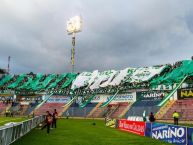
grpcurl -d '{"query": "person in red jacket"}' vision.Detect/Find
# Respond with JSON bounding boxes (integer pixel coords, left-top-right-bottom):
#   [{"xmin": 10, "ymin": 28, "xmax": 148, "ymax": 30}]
[{"xmin": 41, "ymin": 111, "xmax": 53, "ymax": 134}]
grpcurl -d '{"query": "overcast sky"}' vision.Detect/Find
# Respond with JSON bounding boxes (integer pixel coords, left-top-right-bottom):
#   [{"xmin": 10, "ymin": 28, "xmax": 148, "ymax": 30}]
[{"xmin": 0, "ymin": 0, "xmax": 193, "ymax": 74}]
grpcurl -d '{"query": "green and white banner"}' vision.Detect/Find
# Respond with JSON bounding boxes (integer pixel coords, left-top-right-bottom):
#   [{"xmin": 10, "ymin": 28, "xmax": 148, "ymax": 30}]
[
  {"xmin": 71, "ymin": 71, "xmax": 97, "ymax": 90},
  {"xmin": 89, "ymin": 70, "xmax": 116, "ymax": 90}
]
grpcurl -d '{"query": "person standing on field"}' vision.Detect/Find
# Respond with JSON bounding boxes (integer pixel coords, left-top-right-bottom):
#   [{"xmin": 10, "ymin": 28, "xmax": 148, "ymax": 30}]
[
  {"xmin": 143, "ymin": 110, "xmax": 146, "ymax": 122},
  {"xmin": 172, "ymin": 111, "xmax": 180, "ymax": 125},
  {"xmin": 52, "ymin": 109, "xmax": 58, "ymax": 128},
  {"xmin": 149, "ymin": 112, "xmax": 156, "ymax": 122},
  {"xmin": 41, "ymin": 111, "xmax": 53, "ymax": 134}
]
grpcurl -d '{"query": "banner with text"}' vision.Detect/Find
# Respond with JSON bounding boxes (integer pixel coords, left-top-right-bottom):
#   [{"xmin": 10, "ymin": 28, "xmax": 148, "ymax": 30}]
[
  {"xmin": 47, "ymin": 96, "xmax": 70, "ymax": 103},
  {"xmin": 187, "ymin": 127, "xmax": 193, "ymax": 145},
  {"xmin": 91, "ymin": 93, "xmax": 136, "ymax": 103},
  {"xmin": 17, "ymin": 96, "xmax": 43, "ymax": 101},
  {"xmin": 136, "ymin": 91, "xmax": 167, "ymax": 101},
  {"xmin": 106, "ymin": 118, "xmax": 117, "ymax": 128},
  {"xmin": 118, "ymin": 119, "xmax": 146, "ymax": 136},
  {"xmin": 152, "ymin": 123, "xmax": 187, "ymax": 145},
  {"xmin": 178, "ymin": 89, "xmax": 193, "ymax": 100},
  {"xmin": 145, "ymin": 122, "xmax": 152, "ymax": 137}
]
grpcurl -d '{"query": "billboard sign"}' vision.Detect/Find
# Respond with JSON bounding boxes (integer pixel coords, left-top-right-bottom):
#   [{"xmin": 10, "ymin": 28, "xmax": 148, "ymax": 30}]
[
  {"xmin": 91, "ymin": 93, "xmax": 135, "ymax": 103},
  {"xmin": 91, "ymin": 95, "xmax": 108, "ymax": 103},
  {"xmin": 47, "ymin": 96, "xmax": 70, "ymax": 103},
  {"xmin": 187, "ymin": 127, "xmax": 193, "ymax": 145},
  {"xmin": 152, "ymin": 123, "xmax": 187, "ymax": 144},
  {"xmin": 118, "ymin": 119, "xmax": 146, "ymax": 136},
  {"xmin": 112, "ymin": 93, "xmax": 136, "ymax": 102},
  {"xmin": 137, "ymin": 91, "xmax": 166, "ymax": 101},
  {"xmin": 178, "ymin": 89, "xmax": 193, "ymax": 99}
]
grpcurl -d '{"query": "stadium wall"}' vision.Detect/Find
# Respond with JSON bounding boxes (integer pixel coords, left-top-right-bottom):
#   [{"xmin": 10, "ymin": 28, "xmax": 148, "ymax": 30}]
[{"xmin": 117, "ymin": 119, "xmax": 193, "ymax": 145}]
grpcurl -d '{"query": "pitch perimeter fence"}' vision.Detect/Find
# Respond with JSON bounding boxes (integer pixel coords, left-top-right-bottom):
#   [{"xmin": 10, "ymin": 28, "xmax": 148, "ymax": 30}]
[{"xmin": 0, "ymin": 115, "xmax": 44, "ymax": 145}]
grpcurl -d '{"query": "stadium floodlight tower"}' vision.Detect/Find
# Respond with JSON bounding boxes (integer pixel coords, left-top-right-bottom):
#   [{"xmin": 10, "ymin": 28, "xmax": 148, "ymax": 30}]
[{"xmin": 66, "ymin": 15, "xmax": 82, "ymax": 72}]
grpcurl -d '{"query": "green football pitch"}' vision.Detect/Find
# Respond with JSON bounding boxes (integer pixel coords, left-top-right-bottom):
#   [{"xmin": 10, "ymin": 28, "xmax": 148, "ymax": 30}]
[
  {"xmin": 0, "ymin": 117, "xmax": 28, "ymax": 126},
  {"xmin": 11, "ymin": 119, "xmax": 171, "ymax": 145}
]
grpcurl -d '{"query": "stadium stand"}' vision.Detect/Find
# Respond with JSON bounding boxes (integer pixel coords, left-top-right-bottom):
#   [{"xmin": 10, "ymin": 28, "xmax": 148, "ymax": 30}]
[
  {"xmin": 110, "ymin": 102, "xmax": 131, "ymax": 118},
  {"xmin": 125, "ymin": 90, "xmax": 165, "ymax": 119},
  {"xmin": 63, "ymin": 102, "xmax": 97, "ymax": 117},
  {"xmin": 24, "ymin": 103, "xmax": 38, "ymax": 116},
  {"xmin": 155, "ymin": 100, "xmax": 176, "ymax": 119},
  {"xmin": 101, "ymin": 103, "xmax": 119, "ymax": 118},
  {"xmin": 88, "ymin": 105, "xmax": 108, "ymax": 118},
  {"xmin": 35, "ymin": 95, "xmax": 69, "ymax": 116},
  {"xmin": 162, "ymin": 99, "xmax": 193, "ymax": 121},
  {"xmin": 126, "ymin": 101, "xmax": 160, "ymax": 118},
  {"xmin": 0, "ymin": 60, "xmax": 193, "ymax": 120},
  {"xmin": 0, "ymin": 102, "xmax": 7, "ymax": 114},
  {"xmin": 35, "ymin": 102, "xmax": 64, "ymax": 116}
]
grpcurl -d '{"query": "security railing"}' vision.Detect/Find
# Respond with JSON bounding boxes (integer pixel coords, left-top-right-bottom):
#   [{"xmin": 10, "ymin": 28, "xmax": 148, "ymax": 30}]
[{"xmin": 0, "ymin": 115, "xmax": 45, "ymax": 145}]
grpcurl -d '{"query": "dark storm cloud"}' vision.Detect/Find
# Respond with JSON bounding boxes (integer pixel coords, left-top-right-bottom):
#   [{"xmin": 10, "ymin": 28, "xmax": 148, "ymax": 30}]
[{"xmin": 0, "ymin": 0, "xmax": 193, "ymax": 74}]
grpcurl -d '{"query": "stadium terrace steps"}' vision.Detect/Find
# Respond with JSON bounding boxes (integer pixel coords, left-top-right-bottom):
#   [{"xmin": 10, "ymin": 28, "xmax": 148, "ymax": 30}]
[
  {"xmin": 100, "ymin": 104, "xmax": 118, "ymax": 117},
  {"xmin": 59, "ymin": 96, "xmax": 78, "ymax": 116},
  {"xmin": 0, "ymin": 102, "xmax": 7, "ymax": 114},
  {"xmin": 118, "ymin": 102, "xmax": 133, "ymax": 118},
  {"xmin": 1, "ymin": 103, "xmax": 12, "ymax": 115},
  {"xmin": 5, "ymin": 103, "xmax": 12, "ymax": 111},
  {"xmin": 162, "ymin": 99, "xmax": 193, "ymax": 120},
  {"xmin": 33, "ymin": 94, "xmax": 52, "ymax": 113},
  {"xmin": 25, "ymin": 105, "xmax": 36, "ymax": 116},
  {"xmin": 60, "ymin": 104, "xmax": 72, "ymax": 116},
  {"xmin": 110, "ymin": 102, "xmax": 131, "ymax": 118},
  {"xmin": 9, "ymin": 104, "xmax": 20, "ymax": 113},
  {"xmin": 89, "ymin": 105, "xmax": 108, "ymax": 118},
  {"xmin": 87, "ymin": 101, "xmax": 104, "ymax": 117},
  {"xmin": 106, "ymin": 104, "xmax": 119, "ymax": 117},
  {"xmin": 35, "ymin": 103, "xmax": 65, "ymax": 116},
  {"xmin": 155, "ymin": 100, "xmax": 176, "ymax": 119},
  {"xmin": 64, "ymin": 103, "xmax": 97, "ymax": 117},
  {"xmin": 20, "ymin": 105, "xmax": 29, "ymax": 115}
]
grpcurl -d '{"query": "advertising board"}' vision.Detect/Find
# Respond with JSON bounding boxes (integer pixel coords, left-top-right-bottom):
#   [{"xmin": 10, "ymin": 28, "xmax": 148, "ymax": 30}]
[
  {"xmin": 118, "ymin": 119, "xmax": 146, "ymax": 136},
  {"xmin": 152, "ymin": 123, "xmax": 187, "ymax": 144}
]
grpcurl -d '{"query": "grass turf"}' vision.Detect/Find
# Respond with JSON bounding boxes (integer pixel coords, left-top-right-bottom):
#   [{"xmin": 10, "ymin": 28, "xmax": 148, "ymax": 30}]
[
  {"xmin": 11, "ymin": 119, "xmax": 171, "ymax": 145},
  {"xmin": 0, "ymin": 117, "xmax": 29, "ymax": 126}
]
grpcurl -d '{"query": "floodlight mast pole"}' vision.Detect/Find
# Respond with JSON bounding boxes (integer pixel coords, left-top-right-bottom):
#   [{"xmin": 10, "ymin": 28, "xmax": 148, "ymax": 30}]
[
  {"xmin": 67, "ymin": 16, "xmax": 82, "ymax": 73},
  {"xmin": 7, "ymin": 56, "xmax": 11, "ymax": 74},
  {"xmin": 71, "ymin": 32, "xmax": 75, "ymax": 73}
]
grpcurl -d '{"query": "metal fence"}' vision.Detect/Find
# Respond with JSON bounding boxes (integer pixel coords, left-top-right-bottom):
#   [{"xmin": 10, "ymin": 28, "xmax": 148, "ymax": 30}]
[{"xmin": 0, "ymin": 115, "xmax": 45, "ymax": 145}]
